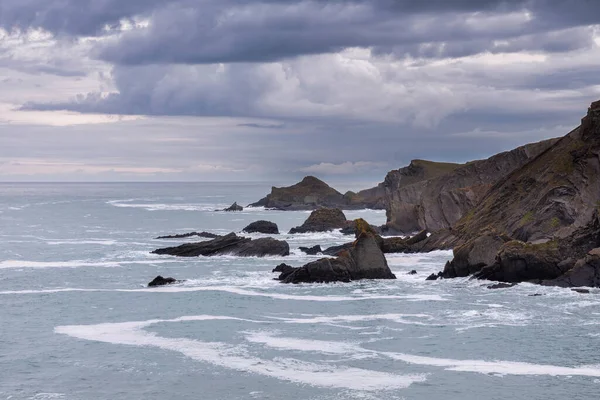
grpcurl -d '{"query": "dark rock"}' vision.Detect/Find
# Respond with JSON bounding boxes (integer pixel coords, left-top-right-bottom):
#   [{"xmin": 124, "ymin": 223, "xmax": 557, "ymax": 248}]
[
  {"xmin": 529, "ymin": 293, "xmax": 544, "ymax": 297},
  {"xmin": 155, "ymin": 231, "xmax": 219, "ymax": 239},
  {"xmin": 474, "ymin": 240, "xmax": 567, "ymax": 283},
  {"xmin": 572, "ymin": 288, "xmax": 591, "ymax": 294},
  {"xmin": 542, "ymin": 249, "xmax": 600, "ymax": 288},
  {"xmin": 322, "ymin": 242, "xmax": 353, "ymax": 256},
  {"xmin": 426, "ymin": 272, "xmax": 442, "ymax": 281},
  {"xmin": 299, "ymin": 245, "xmax": 322, "ymax": 255},
  {"xmin": 382, "ymin": 229, "xmax": 458, "ymax": 254},
  {"xmin": 152, "ymin": 232, "xmax": 289, "ymax": 257},
  {"xmin": 272, "ymin": 263, "xmax": 295, "ymax": 273},
  {"xmin": 242, "ymin": 220, "xmax": 279, "ymax": 234},
  {"xmin": 223, "ymin": 202, "xmax": 243, "ymax": 212},
  {"xmin": 487, "ymin": 282, "xmax": 518, "ymax": 289},
  {"xmin": 442, "ymin": 233, "xmax": 509, "ymax": 278},
  {"xmin": 148, "ymin": 275, "xmax": 179, "ymax": 287},
  {"xmin": 408, "ymin": 270, "xmax": 417, "ymax": 275},
  {"xmin": 280, "ymin": 220, "xmax": 396, "ymax": 283},
  {"xmin": 289, "ymin": 208, "xmax": 348, "ymax": 234}
]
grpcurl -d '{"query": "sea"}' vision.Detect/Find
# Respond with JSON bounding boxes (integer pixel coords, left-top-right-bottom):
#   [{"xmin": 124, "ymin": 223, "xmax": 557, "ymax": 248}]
[{"xmin": 1, "ymin": 182, "xmax": 599, "ymax": 400}]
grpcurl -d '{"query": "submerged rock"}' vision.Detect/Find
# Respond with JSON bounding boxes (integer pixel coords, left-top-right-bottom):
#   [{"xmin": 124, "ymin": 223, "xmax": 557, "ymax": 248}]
[
  {"xmin": 408, "ymin": 270, "xmax": 417, "ymax": 275},
  {"xmin": 242, "ymin": 220, "xmax": 279, "ymax": 234},
  {"xmin": 289, "ymin": 208, "xmax": 348, "ymax": 234},
  {"xmin": 487, "ymin": 282, "xmax": 518, "ymax": 290},
  {"xmin": 148, "ymin": 275, "xmax": 179, "ymax": 287},
  {"xmin": 152, "ymin": 232, "xmax": 289, "ymax": 257},
  {"xmin": 280, "ymin": 220, "xmax": 396, "ymax": 283},
  {"xmin": 426, "ymin": 272, "xmax": 442, "ymax": 281}
]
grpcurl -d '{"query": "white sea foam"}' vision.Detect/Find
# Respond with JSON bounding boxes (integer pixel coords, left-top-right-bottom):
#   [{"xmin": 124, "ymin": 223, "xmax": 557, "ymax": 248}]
[
  {"xmin": 0, "ymin": 285, "xmax": 447, "ymax": 302},
  {"xmin": 268, "ymin": 313, "xmax": 434, "ymax": 326},
  {"xmin": 245, "ymin": 331, "xmax": 364, "ymax": 355},
  {"xmin": 46, "ymin": 239, "xmax": 118, "ymax": 246},
  {"xmin": 107, "ymin": 199, "xmax": 225, "ymax": 212},
  {"xmin": 383, "ymin": 352, "xmax": 600, "ymax": 377},
  {"xmin": 55, "ymin": 316, "xmax": 426, "ymax": 391}
]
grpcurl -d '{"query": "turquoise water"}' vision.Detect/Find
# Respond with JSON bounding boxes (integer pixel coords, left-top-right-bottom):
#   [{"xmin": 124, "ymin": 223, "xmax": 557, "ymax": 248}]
[{"xmin": 1, "ymin": 182, "xmax": 599, "ymax": 400}]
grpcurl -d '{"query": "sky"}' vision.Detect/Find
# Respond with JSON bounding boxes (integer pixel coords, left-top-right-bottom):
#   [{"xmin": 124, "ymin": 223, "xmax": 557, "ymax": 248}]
[{"xmin": 1, "ymin": 0, "xmax": 599, "ymax": 186}]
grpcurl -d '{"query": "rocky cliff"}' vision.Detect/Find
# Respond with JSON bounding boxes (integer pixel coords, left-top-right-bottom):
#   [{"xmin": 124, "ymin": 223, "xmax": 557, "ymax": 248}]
[
  {"xmin": 383, "ymin": 141, "xmax": 558, "ymax": 233},
  {"xmin": 442, "ymin": 100, "xmax": 600, "ymax": 287}
]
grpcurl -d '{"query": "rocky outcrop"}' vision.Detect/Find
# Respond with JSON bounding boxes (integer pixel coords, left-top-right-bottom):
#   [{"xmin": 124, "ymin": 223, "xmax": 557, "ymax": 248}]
[
  {"xmin": 289, "ymin": 208, "xmax": 349, "ymax": 234},
  {"xmin": 382, "ymin": 229, "xmax": 458, "ymax": 254},
  {"xmin": 383, "ymin": 140, "xmax": 558, "ymax": 233},
  {"xmin": 322, "ymin": 243, "xmax": 354, "ymax": 256},
  {"xmin": 242, "ymin": 220, "xmax": 279, "ymax": 234},
  {"xmin": 223, "ymin": 202, "xmax": 243, "ymax": 212},
  {"xmin": 542, "ymin": 249, "xmax": 600, "ymax": 288},
  {"xmin": 155, "ymin": 231, "xmax": 219, "ymax": 239},
  {"xmin": 152, "ymin": 232, "xmax": 289, "ymax": 257},
  {"xmin": 342, "ymin": 183, "xmax": 387, "ymax": 209},
  {"xmin": 278, "ymin": 220, "xmax": 396, "ymax": 283},
  {"xmin": 148, "ymin": 276, "xmax": 180, "ymax": 287},
  {"xmin": 442, "ymin": 100, "xmax": 600, "ymax": 287},
  {"xmin": 249, "ymin": 176, "xmax": 384, "ymax": 210}
]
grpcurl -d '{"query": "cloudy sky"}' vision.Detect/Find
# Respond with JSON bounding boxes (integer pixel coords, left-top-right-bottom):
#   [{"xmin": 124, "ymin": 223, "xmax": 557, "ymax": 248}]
[{"xmin": 1, "ymin": 0, "xmax": 599, "ymax": 185}]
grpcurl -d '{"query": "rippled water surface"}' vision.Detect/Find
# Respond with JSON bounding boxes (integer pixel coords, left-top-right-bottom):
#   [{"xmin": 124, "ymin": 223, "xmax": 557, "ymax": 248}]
[{"xmin": 1, "ymin": 182, "xmax": 599, "ymax": 400}]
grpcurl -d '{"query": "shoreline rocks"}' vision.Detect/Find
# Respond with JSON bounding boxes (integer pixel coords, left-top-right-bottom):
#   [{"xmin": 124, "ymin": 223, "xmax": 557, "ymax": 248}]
[{"xmin": 152, "ymin": 232, "xmax": 289, "ymax": 257}]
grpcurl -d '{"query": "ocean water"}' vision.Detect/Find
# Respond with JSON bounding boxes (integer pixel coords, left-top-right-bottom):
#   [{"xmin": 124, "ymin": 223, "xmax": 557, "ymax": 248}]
[{"xmin": 1, "ymin": 182, "xmax": 599, "ymax": 400}]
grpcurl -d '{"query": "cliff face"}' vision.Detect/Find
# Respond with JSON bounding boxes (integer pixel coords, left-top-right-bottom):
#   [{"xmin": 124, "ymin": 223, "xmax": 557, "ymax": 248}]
[
  {"xmin": 456, "ymin": 101, "xmax": 600, "ymax": 243},
  {"xmin": 383, "ymin": 140, "xmax": 558, "ymax": 233},
  {"xmin": 443, "ymin": 100, "xmax": 600, "ymax": 286}
]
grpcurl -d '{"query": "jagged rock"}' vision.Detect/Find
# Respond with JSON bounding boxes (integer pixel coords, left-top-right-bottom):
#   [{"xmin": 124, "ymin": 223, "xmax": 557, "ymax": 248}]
[
  {"xmin": 242, "ymin": 220, "xmax": 279, "ymax": 234},
  {"xmin": 529, "ymin": 293, "xmax": 544, "ymax": 297},
  {"xmin": 249, "ymin": 176, "xmax": 384, "ymax": 210},
  {"xmin": 322, "ymin": 242, "xmax": 353, "ymax": 256},
  {"xmin": 299, "ymin": 245, "xmax": 322, "ymax": 255},
  {"xmin": 289, "ymin": 208, "xmax": 348, "ymax": 234},
  {"xmin": 152, "ymin": 232, "xmax": 289, "ymax": 257},
  {"xmin": 487, "ymin": 282, "xmax": 518, "ymax": 290},
  {"xmin": 155, "ymin": 231, "xmax": 219, "ymax": 239},
  {"xmin": 148, "ymin": 276, "xmax": 179, "ymax": 287},
  {"xmin": 408, "ymin": 270, "xmax": 417, "ymax": 275},
  {"xmin": 223, "ymin": 202, "xmax": 243, "ymax": 212},
  {"xmin": 280, "ymin": 220, "xmax": 396, "ymax": 283},
  {"xmin": 426, "ymin": 272, "xmax": 442, "ymax": 281}
]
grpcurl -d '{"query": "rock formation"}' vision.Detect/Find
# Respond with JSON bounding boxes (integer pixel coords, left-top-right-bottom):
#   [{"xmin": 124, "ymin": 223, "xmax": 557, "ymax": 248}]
[
  {"xmin": 223, "ymin": 202, "xmax": 243, "ymax": 212},
  {"xmin": 155, "ymin": 231, "xmax": 219, "ymax": 239},
  {"xmin": 299, "ymin": 245, "xmax": 322, "ymax": 255},
  {"xmin": 249, "ymin": 176, "xmax": 384, "ymax": 210},
  {"xmin": 277, "ymin": 219, "xmax": 396, "ymax": 283},
  {"xmin": 289, "ymin": 208, "xmax": 349, "ymax": 234},
  {"xmin": 152, "ymin": 232, "xmax": 289, "ymax": 257},
  {"xmin": 242, "ymin": 220, "xmax": 279, "ymax": 234}
]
